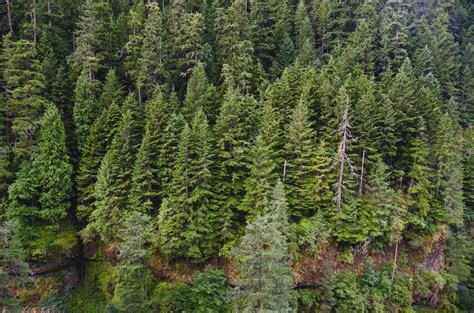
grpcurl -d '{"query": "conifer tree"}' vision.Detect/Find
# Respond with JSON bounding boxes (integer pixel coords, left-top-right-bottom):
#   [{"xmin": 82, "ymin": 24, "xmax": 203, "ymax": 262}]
[
  {"xmin": 380, "ymin": 0, "xmax": 411, "ymax": 68},
  {"xmin": 137, "ymin": 2, "xmax": 165, "ymax": 101},
  {"xmin": 99, "ymin": 69, "xmax": 124, "ymax": 108},
  {"xmin": 114, "ymin": 212, "xmax": 151, "ymax": 313},
  {"xmin": 8, "ymin": 103, "xmax": 72, "ymax": 224},
  {"xmin": 175, "ymin": 12, "xmax": 205, "ymax": 78},
  {"xmin": 240, "ymin": 134, "xmax": 276, "ymax": 220},
  {"xmin": 128, "ymin": 89, "xmax": 169, "ymax": 214},
  {"xmin": 157, "ymin": 113, "xmax": 186, "ymax": 199},
  {"xmin": 0, "ymin": 220, "xmax": 29, "ymax": 309},
  {"xmin": 231, "ymin": 190, "xmax": 292, "ymax": 311},
  {"xmin": 86, "ymin": 95, "xmax": 141, "ymax": 241},
  {"xmin": 124, "ymin": 1, "xmax": 145, "ymax": 100},
  {"xmin": 284, "ymin": 95, "xmax": 317, "ymax": 218},
  {"xmin": 434, "ymin": 113, "xmax": 464, "ymax": 226},
  {"xmin": 183, "ymin": 63, "xmax": 218, "ymax": 123},
  {"xmin": 76, "ymin": 101, "xmax": 121, "ymax": 221},
  {"xmin": 309, "ymin": 141, "xmax": 335, "ymax": 213},
  {"xmin": 69, "ymin": 0, "xmax": 107, "ymax": 79},
  {"xmin": 2, "ymin": 33, "xmax": 47, "ymax": 159},
  {"xmin": 73, "ymin": 68, "xmax": 99, "ymax": 151},
  {"xmin": 407, "ymin": 131, "xmax": 434, "ymax": 231},
  {"xmin": 214, "ymin": 89, "xmax": 249, "ymax": 238},
  {"xmin": 250, "ymin": 0, "xmax": 275, "ymax": 70},
  {"xmin": 159, "ymin": 108, "xmax": 218, "ymax": 262}
]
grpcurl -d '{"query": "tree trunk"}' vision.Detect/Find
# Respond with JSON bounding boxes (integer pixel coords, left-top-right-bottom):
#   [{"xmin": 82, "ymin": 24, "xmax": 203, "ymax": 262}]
[
  {"xmin": 391, "ymin": 241, "xmax": 399, "ymax": 283},
  {"xmin": 48, "ymin": 0, "xmax": 52, "ymax": 27},
  {"xmin": 6, "ymin": 0, "xmax": 13, "ymax": 33},
  {"xmin": 32, "ymin": 0, "xmax": 37, "ymax": 45},
  {"xmin": 359, "ymin": 149, "xmax": 365, "ymax": 196}
]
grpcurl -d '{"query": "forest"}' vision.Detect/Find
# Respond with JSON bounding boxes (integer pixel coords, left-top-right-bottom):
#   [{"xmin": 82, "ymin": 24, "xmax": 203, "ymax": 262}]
[{"xmin": 0, "ymin": 0, "xmax": 473, "ymax": 311}]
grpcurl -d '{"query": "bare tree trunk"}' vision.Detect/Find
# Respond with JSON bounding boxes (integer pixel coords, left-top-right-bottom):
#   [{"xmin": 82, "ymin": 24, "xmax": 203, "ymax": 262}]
[
  {"xmin": 391, "ymin": 241, "xmax": 399, "ymax": 283},
  {"xmin": 335, "ymin": 100, "xmax": 354, "ymax": 211},
  {"xmin": 359, "ymin": 149, "xmax": 365, "ymax": 196},
  {"xmin": 283, "ymin": 160, "xmax": 287, "ymax": 181},
  {"xmin": 47, "ymin": 0, "xmax": 52, "ymax": 27},
  {"xmin": 137, "ymin": 87, "xmax": 142, "ymax": 107},
  {"xmin": 6, "ymin": 0, "xmax": 13, "ymax": 33},
  {"xmin": 32, "ymin": 0, "xmax": 37, "ymax": 45}
]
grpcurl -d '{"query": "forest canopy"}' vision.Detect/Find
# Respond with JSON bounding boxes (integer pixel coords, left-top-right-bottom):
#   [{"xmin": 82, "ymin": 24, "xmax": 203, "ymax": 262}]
[{"xmin": 0, "ymin": 0, "xmax": 473, "ymax": 312}]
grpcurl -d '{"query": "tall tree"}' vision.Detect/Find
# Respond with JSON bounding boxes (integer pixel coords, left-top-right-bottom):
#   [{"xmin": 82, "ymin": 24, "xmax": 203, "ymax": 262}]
[
  {"xmin": 284, "ymin": 94, "xmax": 317, "ymax": 218},
  {"xmin": 86, "ymin": 95, "xmax": 141, "ymax": 241},
  {"xmin": 2, "ymin": 33, "xmax": 47, "ymax": 160},
  {"xmin": 231, "ymin": 183, "xmax": 292, "ymax": 312},
  {"xmin": 8, "ymin": 103, "xmax": 72, "ymax": 225},
  {"xmin": 175, "ymin": 12, "xmax": 205, "ymax": 79},
  {"xmin": 113, "ymin": 212, "xmax": 151, "ymax": 313},
  {"xmin": 73, "ymin": 68, "xmax": 99, "ymax": 151}
]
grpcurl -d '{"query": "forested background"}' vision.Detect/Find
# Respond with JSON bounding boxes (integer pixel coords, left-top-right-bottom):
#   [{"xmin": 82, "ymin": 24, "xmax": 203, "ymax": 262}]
[{"xmin": 0, "ymin": 0, "xmax": 473, "ymax": 311}]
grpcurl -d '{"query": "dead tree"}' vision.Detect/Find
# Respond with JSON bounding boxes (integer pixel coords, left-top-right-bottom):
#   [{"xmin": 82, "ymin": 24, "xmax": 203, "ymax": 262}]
[{"xmin": 335, "ymin": 94, "xmax": 356, "ymax": 211}]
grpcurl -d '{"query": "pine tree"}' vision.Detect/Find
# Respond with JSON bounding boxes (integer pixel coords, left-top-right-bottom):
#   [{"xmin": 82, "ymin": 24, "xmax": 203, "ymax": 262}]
[
  {"xmin": 99, "ymin": 68, "xmax": 124, "ymax": 108},
  {"xmin": 308, "ymin": 141, "xmax": 335, "ymax": 213},
  {"xmin": 157, "ymin": 113, "xmax": 186, "ymax": 199},
  {"xmin": 76, "ymin": 101, "xmax": 121, "ymax": 221},
  {"xmin": 284, "ymin": 95, "xmax": 317, "ymax": 218},
  {"xmin": 250, "ymin": 0, "xmax": 275, "ymax": 70},
  {"xmin": 214, "ymin": 89, "xmax": 249, "ymax": 239},
  {"xmin": 128, "ymin": 89, "xmax": 168, "ymax": 214},
  {"xmin": 137, "ymin": 2, "xmax": 165, "ymax": 101},
  {"xmin": 124, "ymin": 1, "xmax": 145, "ymax": 100},
  {"xmin": 73, "ymin": 68, "xmax": 99, "ymax": 151},
  {"xmin": 434, "ymin": 113, "xmax": 464, "ymax": 227},
  {"xmin": 68, "ymin": 0, "xmax": 107, "ymax": 79},
  {"xmin": 240, "ymin": 134, "xmax": 276, "ymax": 220},
  {"xmin": 407, "ymin": 132, "xmax": 435, "ymax": 232},
  {"xmin": 86, "ymin": 95, "xmax": 141, "ymax": 241},
  {"xmin": 0, "ymin": 219, "xmax": 29, "ymax": 309},
  {"xmin": 183, "ymin": 63, "xmax": 218, "ymax": 123},
  {"xmin": 270, "ymin": 32, "xmax": 296, "ymax": 78},
  {"xmin": 8, "ymin": 103, "xmax": 72, "ymax": 224},
  {"xmin": 231, "ymin": 196, "xmax": 292, "ymax": 311},
  {"xmin": 175, "ymin": 12, "xmax": 205, "ymax": 78},
  {"xmin": 380, "ymin": 0, "xmax": 411, "ymax": 68},
  {"xmin": 159, "ymin": 108, "xmax": 218, "ymax": 262},
  {"xmin": 217, "ymin": 1, "xmax": 256, "ymax": 93},
  {"xmin": 2, "ymin": 33, "xmax": 47, "ymax": 160},
  {"xmin": 114, "ymin": 212, "xmax": 151, "ymax": 313}
]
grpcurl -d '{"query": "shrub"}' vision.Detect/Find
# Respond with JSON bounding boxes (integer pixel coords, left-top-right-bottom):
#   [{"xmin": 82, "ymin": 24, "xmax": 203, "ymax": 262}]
[{"xmin": 151, "ymin": 282, "xmax": 192, "ymax": 313}]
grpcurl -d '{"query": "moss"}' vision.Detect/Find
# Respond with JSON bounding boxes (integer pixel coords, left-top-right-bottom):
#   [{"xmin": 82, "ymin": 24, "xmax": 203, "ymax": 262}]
[
  {"xmin": 86, "ymin": 260, "xmax": 117, "ymax": 299},
  {"xmin": 63, "ymin": 280, "xmax": 107, "ymax": 313}
]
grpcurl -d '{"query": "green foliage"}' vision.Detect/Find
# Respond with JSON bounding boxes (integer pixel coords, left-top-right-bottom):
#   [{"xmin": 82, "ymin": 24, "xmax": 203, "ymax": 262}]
[
  {"xmin": 151, "ymin": 282, "xmax": 192, "ymax": 313},
  {"xmin": 8, "ymin": 103, "xmax": 72, "ymax": 225},
  {"xmin": 231, "ymin": 183, "xmax": 293, "ymax": 312},
  {"xmin": 191, "ymin": 266, "xmax": 227, "ymax": 312}
]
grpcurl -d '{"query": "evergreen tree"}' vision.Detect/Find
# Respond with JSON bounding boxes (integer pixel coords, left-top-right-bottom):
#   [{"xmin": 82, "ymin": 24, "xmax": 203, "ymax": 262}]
[
  {"xmin": 137, "ymin": 2, "xmax": 165, "ymax": 101},
  {"xmin": 157, "ymin": 113, "xmax": 186, "ymax": 199},
  {"xmin": 128, "ymin": 89, "xmax": 169, "ymax": 214},
  {"xmin": 73, "ymin": 68, "xmax": 99, "ymax": 151},
  {"xmin": 0, "ymin": 219, "xmax": 29, "ymax": 309},
  {"xmin": 175, "ymin": 12, "xmax": 205, "ymax": 78},
  {"xmin": 76, "ymin": 101, "xmax": 122, "ymax": 221},
  {"xmin": 159, "ymin": 108, "xmax": 218, "ymax": 262},
  {"xmin": 2, "ymin": 33, "xmax": 47, "ymax": 160},
  {"xmin": 250, "ymin": 0, "xmax": 275, "ymax": 70},
  {"xmin": 183, "ymin": 63, "xmax": 218, "ymax": 123},
  {"xmin": 8, "ymin": 103, "xmax": 72, "ymax": 224},
  {"xmin": 284, "ymin": 95, "xmax": 317, "ymax": 218},
  {"xmin": 308, "ymin": 142, "xmax": 335, "ymax": 213},
  {"xmin": 113, "ymin": 212, "xmax": 151, "ymax": 313},
  {"xmin": 69, "ymin": 0, "xmax": 108, "ymax": 79},
  {"xmin": 86, "ymin": 95, "xmax": 141, "ymax": 241},
  {"xmin": 240, "ymin": 134, "xmax": 276, "ymax": 220},
  {"xmin": 380, "ymin": 0, "xmax": 411, "ymax": 68},
  {"xmin": 407, "ymin": 132, "xmax": 435, "ymax": 232},
  {"xmin": 99, "ymin": 68, "xmax": 124, "ymax": 108},
  {"xmin": 231, "ymin": 195, "xmax": 292, "ymax": 311},
  {"xmin": 214, "ymin": 89, "xmax": 249, "ymax": 239}
]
